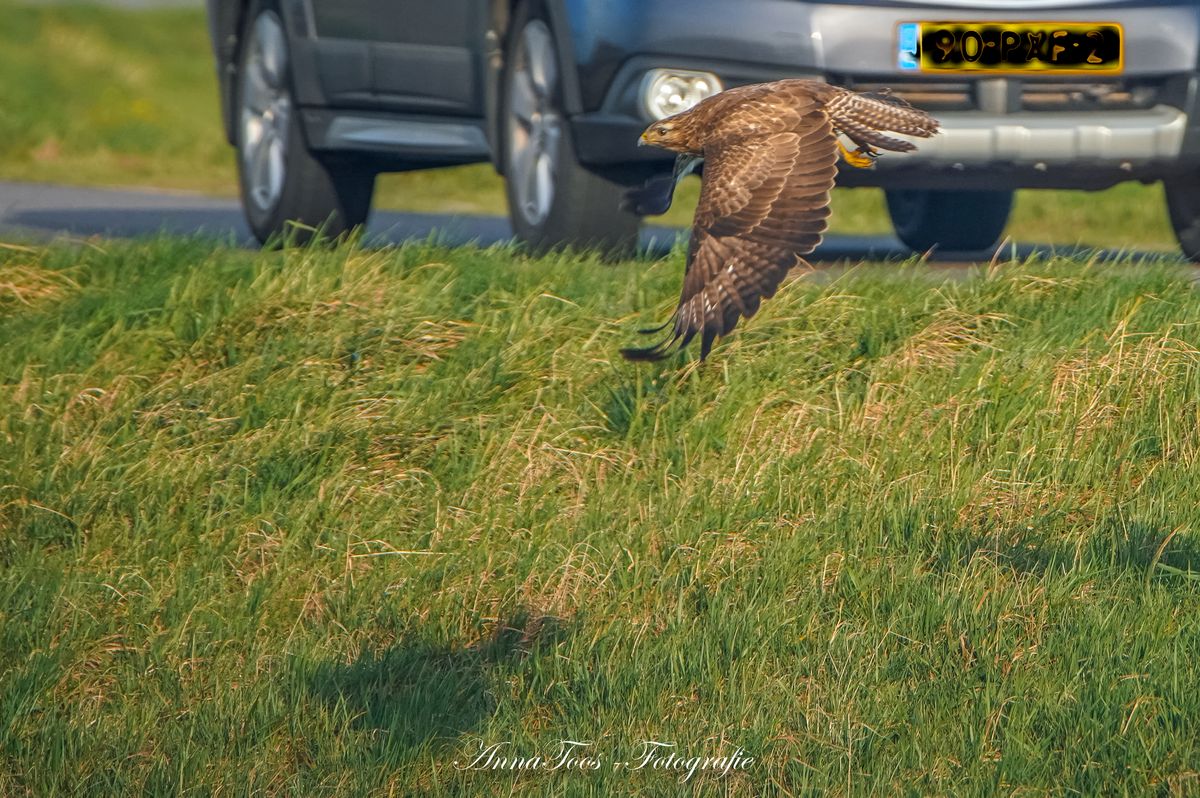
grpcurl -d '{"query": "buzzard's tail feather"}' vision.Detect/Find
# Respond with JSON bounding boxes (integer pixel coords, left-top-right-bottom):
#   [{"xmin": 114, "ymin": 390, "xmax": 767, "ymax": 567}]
[
  {"xmin": 842, "ymin": 125, "xmax": 918, "ymax": 154},
  {"xmin": 823, "ymin": 87, "xmax": 940, "ymax": 152}
]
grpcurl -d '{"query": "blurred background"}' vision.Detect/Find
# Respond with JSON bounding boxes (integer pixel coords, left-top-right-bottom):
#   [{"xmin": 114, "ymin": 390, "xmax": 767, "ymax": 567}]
[{"xmin": 0, "ymin": 0, "xmax": 1181, "ymax": 251}]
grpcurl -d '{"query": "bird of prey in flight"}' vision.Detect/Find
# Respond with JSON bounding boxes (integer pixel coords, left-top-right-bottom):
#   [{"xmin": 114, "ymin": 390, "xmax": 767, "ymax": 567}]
[{"xmin": 621, "ymin": 79, "xmax": 939, "ymax": 361}]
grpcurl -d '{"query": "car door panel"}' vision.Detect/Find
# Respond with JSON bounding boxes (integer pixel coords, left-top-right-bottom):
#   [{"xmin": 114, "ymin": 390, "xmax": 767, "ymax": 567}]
[
  {"xmin": 371, "ymin": 42, "xmax": 476, "ymax": 111},
  {"xmin": 309, "ymin": 0, "xmax": 483, "ymax": 114}
]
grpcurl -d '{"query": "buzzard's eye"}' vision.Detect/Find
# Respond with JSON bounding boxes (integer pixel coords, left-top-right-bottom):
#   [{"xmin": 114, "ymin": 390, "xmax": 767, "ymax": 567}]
[{"xmin": 655, "ymin": 125, "xmax": 669, "ymax": 136}]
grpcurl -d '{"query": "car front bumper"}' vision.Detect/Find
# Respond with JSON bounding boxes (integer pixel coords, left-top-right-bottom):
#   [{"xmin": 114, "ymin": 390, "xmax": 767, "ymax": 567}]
[
  {"xmin": 884, "ymin": 106, "xmax": 1188, "ymax": 165},
  {"xmin": 573, "ymin": 97, "xmax": 1200, "ymax": 190}
]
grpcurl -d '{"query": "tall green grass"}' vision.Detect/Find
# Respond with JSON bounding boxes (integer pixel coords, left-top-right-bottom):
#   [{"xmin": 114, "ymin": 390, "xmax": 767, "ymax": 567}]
[{"xmin": 2, "ymin": 238, "xmax": 1200, "ymax": 795}]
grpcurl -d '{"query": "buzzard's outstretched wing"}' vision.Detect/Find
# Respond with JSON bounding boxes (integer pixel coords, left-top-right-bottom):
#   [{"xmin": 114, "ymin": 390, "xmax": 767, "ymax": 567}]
[{"xmin": 622, "ymin": 103, "xmax": 837, "ymax": 361}]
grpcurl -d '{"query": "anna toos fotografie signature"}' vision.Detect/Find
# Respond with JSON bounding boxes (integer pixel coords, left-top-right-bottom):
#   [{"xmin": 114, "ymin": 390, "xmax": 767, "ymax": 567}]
[{"xmin": 453, "ymin": 739, "xmax": 754, "ymax": 781}]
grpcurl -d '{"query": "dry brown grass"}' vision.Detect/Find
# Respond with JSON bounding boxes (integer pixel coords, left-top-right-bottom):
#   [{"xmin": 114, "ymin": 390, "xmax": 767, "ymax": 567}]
[{"xmin": 0, "ymin": 259, "xmax": 78, "ymax": 312}]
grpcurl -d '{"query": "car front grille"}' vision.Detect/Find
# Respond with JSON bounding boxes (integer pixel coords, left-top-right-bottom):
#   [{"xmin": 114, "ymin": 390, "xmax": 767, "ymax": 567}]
[
  {"xmin": 841, "ymin": 79, "xmax": 973, "ymax": 111},
  {"xmin": 839, "ymin": 77, "xmax": 1168, "ymax": 113},
  {"xmin": 1018, "ymin": 81, "xmax": 1161, "ymax": 112}
]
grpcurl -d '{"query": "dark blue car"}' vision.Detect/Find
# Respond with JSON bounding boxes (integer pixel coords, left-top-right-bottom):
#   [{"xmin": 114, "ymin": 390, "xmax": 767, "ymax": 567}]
[{"xmin": 207, "ymin": 1, "xmax": 1200, "ymax": 257}]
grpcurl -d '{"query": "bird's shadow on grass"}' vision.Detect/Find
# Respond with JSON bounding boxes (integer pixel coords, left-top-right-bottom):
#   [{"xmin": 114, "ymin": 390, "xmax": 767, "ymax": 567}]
[
  {"xmin": 935, "ymin": 518, "xmax": 1200, "ymax": 586},
  {"xmin": 307, "ymin": 609, "xmax": 571, "ymax": 759}
]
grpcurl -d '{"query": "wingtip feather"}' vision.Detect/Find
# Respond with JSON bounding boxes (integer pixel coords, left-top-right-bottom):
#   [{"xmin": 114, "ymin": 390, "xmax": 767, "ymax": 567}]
[
  {"xmin": 621, "ymin": 344, "xmax": 673, "ymax": 362},
  {"xmin": 637, "ymin": 318, "xmax": 676, "ymax": 335}
]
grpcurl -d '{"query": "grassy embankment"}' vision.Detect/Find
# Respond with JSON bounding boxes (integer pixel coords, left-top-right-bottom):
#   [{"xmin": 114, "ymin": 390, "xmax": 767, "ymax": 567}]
[
  {"xmin": 2, "ymin": 237, "xmax": 1200, "ymax": 795},
  {"xmin": 0, "ymin": 0, "xmax": 1183, "ymax": 250}
]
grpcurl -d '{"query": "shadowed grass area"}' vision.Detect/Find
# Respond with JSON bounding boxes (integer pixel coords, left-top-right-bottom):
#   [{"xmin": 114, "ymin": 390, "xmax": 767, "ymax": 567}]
[
  {"xmin": 2, "ymin": 238, "xmax": 1200, "ymax": 795},
  {"xmin": 0, "ymin": 1, "xmax": 1182, "ymax": 252}
]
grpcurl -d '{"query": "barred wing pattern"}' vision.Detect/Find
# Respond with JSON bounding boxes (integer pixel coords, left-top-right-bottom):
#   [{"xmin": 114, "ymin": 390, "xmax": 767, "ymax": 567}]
[{"xmin": 622, "ymin": 81, "xmax": 939, "ymax": 361}]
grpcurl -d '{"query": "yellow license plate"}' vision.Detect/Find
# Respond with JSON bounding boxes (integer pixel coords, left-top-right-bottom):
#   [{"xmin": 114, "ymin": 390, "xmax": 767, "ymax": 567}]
[{"xmin": 897, "ymin": 22, "xmax": 1123, "ymax": 74}]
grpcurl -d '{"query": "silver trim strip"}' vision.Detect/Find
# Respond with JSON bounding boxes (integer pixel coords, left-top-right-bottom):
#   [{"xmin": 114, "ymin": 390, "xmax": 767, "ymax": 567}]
[
  {"xmin": 325, "ymin": 117, "xmax": 490, "ymax": 154},
  {"xmin": 887, "ymin": 106, "xmax": 1187, "ymax": 165}
]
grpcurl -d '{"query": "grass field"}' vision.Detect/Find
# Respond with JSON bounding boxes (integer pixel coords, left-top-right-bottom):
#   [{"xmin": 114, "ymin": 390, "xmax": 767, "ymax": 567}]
[
  {"xmin": 0, "ymin": 0, "xmax": 1183, "ymax": 251},
  {"xmin": 3, "ymin": 237, "xmax": 1200, "ymax": 795}
]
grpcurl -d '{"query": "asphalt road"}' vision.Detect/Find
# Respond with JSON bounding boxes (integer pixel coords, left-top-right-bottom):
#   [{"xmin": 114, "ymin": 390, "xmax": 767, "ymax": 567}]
[
  {"xmin": 0, "ymin": 180, "xmax": 516, "ymax": 250},
  {"xmin": 0, "ymin": 180, "xmax": 1165, "ymax": 265},
  {"xmin": 0, "ymin": 180, "xmax": 919, "ymax": 260}
]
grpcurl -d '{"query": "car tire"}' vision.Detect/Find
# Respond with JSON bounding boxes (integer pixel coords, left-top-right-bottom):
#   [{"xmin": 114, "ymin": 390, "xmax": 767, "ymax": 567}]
[
  {"xmin": 885, "ymin": 189, "xmax": 1014, "ymax": 253},
  {"xmin": 501, "ymin": 1, "xmax": 639, "ymax": 256},
  {"xmin": 235, "ymin": 0, "xmax": 374, "ymax": 246},
  {"xmin": 1163, "ymin": 178, "xmax": 1200, "ymax": 261}
]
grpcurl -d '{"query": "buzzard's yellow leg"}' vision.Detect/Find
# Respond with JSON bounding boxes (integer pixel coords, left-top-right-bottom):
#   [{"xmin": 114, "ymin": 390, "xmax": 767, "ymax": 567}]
[{"xmin": 838, "ymin": 140, "xmax": 877, "ymax": 169}]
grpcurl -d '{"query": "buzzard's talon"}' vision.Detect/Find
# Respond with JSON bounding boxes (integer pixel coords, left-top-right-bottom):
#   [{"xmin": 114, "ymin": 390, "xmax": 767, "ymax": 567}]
[
  {"xmin": 620, "ymin": 154, "xmax": 703, "ymax": 216},
  {"xmin": 621, "ymin": 175, "xmax": 678, "ymax": 216},
  {"xmin": 838, "ymin": 140, "xmax": 878, "ymax": 169}
]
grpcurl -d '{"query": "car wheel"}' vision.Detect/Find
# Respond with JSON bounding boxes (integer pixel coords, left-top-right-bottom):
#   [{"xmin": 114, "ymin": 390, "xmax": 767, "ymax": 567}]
[
  {"xmin": 235, "ymin": 0, "xmax": 374, "ymax": 246},
  {"xmin": 885, "ymin": 189, "xmax": 1014, "ymax": 253},
  {"xmin": 1163, "ymin": 178, "xmax": 1200, "ymax": 261},
  {"xmin": 501, "ymin": 2, "xmax": 639, "ymax": 256}
]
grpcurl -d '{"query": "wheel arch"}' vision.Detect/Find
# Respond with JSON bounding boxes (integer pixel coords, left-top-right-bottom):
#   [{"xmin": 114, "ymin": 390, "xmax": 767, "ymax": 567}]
[
  {"xmin": 209, "ymin": 0, "xmax": 251, "ymax": 144},
  {"xmin": 213, "ymin": 0, "xmax": 318, "ymax": 146},
  {"xmin": 485, "ymin": 0, "xmax": 586, "ymax": 175}
]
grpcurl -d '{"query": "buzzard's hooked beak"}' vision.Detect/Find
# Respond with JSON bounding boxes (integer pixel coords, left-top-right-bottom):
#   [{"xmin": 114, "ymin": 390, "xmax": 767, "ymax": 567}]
[{"xmin": 638, "ymin": 134, "xmax": 647, "ymax": 147}]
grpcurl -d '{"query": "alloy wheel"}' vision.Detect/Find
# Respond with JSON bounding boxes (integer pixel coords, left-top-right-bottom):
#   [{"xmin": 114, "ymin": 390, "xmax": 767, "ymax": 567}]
[
  {"xmin": 239, "ymin": 11, "xmax": 292, "ymax": 213},
  {"xmin": 506, "ymin": 20, "xmax": 562, "ymax": 226}
]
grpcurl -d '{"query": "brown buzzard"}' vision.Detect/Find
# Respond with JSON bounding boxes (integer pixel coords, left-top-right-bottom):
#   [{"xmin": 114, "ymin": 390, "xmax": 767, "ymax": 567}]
[{"xmin": 621, "ymin": 79, "xmax": 939, "ymax": 361}]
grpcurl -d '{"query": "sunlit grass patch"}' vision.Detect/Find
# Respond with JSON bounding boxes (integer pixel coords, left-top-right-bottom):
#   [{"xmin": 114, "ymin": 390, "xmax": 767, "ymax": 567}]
[
  {"xmin": 0, "ymin": 256, "xmax": 79, "ymax": 312},
  {"xmin": 2, "ymin": 238, "xmax": 1200, "ymax": 794}
]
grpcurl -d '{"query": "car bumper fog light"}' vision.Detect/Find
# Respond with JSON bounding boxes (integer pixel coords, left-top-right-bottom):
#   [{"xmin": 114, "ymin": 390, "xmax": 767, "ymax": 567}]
[{"xmin": 640, "ymin": 69, "xmax": 723, "ymax": 121}]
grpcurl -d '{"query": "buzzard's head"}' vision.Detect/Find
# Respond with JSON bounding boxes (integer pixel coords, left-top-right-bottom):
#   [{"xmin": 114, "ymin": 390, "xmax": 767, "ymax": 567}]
[{"xmin": 638, "ymin": 119, "xmax": 697, "ymax": 154}]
